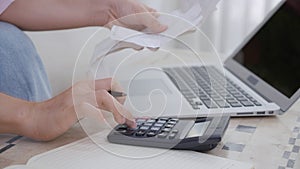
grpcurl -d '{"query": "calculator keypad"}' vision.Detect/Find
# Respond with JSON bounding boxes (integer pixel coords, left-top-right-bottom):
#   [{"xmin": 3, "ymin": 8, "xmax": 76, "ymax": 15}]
[{"xmin": 115, "ymin": 118, "xmax": 179, "ymax": 139}]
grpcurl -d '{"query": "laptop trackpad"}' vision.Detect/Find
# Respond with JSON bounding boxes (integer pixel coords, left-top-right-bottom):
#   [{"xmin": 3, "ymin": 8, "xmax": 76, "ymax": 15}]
[{"xmin": 128, "ymin": 79, "xmax": 172, "ymax": 96}]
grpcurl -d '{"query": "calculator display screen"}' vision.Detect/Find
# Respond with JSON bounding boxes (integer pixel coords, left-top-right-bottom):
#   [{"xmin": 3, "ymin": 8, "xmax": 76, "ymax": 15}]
[{"xmin": 186, "ymin": 121, "xmax": 210, "ymax": 138}]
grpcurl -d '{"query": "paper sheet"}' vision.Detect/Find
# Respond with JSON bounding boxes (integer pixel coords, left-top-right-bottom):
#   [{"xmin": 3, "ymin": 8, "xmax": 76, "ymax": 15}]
[
  {"xmin": 110, "ymin": 0, "xmax": 221, "ymax": 48},
  {"xmin": 19, "ymin": 131, "xmax": 253, "ymax": 169}
]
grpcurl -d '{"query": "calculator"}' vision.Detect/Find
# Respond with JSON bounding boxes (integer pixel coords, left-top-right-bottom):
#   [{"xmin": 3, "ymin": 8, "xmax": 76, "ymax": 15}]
[{"xmin": 107, "ymin": 116, "xmax": 230, "ymax": 151}]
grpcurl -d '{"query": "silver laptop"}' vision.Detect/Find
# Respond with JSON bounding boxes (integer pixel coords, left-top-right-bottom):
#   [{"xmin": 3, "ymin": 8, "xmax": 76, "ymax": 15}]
[{"xmin": 123, "ymin": 0, "xmax": 300, "ymax": 118}]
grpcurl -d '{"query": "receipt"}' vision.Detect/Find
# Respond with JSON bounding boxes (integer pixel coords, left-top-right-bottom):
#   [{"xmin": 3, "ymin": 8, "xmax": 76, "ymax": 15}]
[{"xmin": 110, "ymin": 0, "xmax": 221, "ymax": 48}]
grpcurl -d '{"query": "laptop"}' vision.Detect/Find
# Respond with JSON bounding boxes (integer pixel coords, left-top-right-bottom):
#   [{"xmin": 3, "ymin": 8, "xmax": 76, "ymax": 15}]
[{"xmin": 123, "ymin": 0, "xmax": 300, "ymax": 118}]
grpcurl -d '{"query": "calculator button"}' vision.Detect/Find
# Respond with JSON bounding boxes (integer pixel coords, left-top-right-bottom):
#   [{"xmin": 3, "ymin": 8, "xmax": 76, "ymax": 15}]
[
  {"xmin": 157, "ymin": 120, "xmax": 167, "ymax": 124},
  {"xmin": 162, "ymin": 128, "xmax": 171, "ymax": 132},
  {"xmin": 136, "ymin": 130, "xmax": 146, "ymax": 136},
  {"xmin": 159, "ymin": 118, "xmax": 169, "ymax": 121},
  {"xmin": 143, "ymin": 122, "xmax": 154, "ymax": 126},
  {"xmin": 171, "ymin": 129, "xmax": 178, "ymax": 133},
  {"xmin": 167, "ymin": 121, "xmax": 177, "ymax": 125},
  {"xmin": 146, "ymin": 119, "xmax": 156, "ymax": 123},
  {"xmin": 136, "ymin": 122, "xmax": 144, "ymax": 127},
  {"xmin": 135, "ymin": 119, "xmax": 146, "ymax": 125},
  {"xmin": 154, "ymin": 123, "xmax": 164, "ymax": 127},
  {"xmin": 157, "ymin": 132, "xmax": 168, "ymax": 138},
  {"xmin": 139, "ymin": 126, "xmax": 150, "ymax": 131},
  {"xmin": 136, "ymin": 119, "xmax": 146, "ymax": 123},
  {"xmin": 116, "ymin": 124, "xmax": 127, "ymax": 131},
  {"xmin": 123, "ymin": 130, "xmax": 135, "ymax": 136},
  {"xmin": 146, "ymin": 131, "xmax": 156, "ymax": 137},
  {"xmin": 170, "ymin": 118, "xmax": 179, "ymax": 122},
  {"xmin": 150, "ymin": 127, "xmax": 160, "ymax": 132},
  {"xmin": 168, "ymin": 133, "xmax": 177, "ymax": 139},
  {"xmin": 165, "ymin": 124, "xmax": 174, "ymax": 128}
]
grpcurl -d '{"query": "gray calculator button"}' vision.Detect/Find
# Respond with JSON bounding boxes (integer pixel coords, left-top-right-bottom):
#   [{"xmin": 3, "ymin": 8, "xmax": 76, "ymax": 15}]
[
  {"xmin": 140, "ymin": 126, "xmax": 150, "ymax": 131},
  {"xmin": 159, "ymin": 118, "xmax": 169, "ymax": 121},
  {"xmin": 147, "ymin": 131, "xmax": 156, "ymax": 137},
  {"xmin": 157, "ymin": 119, "xmax": 167, "ymax": 123},
  {"xmin": 171, "ymin": 129, "xmax": 178, "ymax": 133},
  {"xmin": 116, "ymin": 125, "xmax": 127, "ymax": 131},
  {"xmin": 144, "ymin": 122, "xmax": 153, "ymax": 126},
  {"xmin": 168, "ymin": 133, "xmax": 177, "ymax": 139},
  {"xmin": 154, "ymin": 123, "xmax": 164, "ymax": 127},
  {"xmin": 150, "ymin": 127, "xmax": 160, "ymax": 131},
  {"xmin": 157, "ymin": 132, "xmax": 168, "ymax": 138},
  {"xmin": 136, "ymin": 119, "xmax": 146, "ymax": 123},
  {"xmin": 123, "ymin": 130, "xmax": 135, "ymax": 136},
  {"xmin": 162, "ymin": 128, "xmax": 171, "ymax": 132},
  {"xmin": 147, "ymin": 119, "xmax": 156, "ymax": 123},
  {"xmin": 167, "ymin": 121, "xmax": 177, "ymax": 125},
  {"xmin": 170, "ymin": 118, "xmax": 179, "ymax": 122},
  {"xmin": 136, "ymin": 130, "xmax": 146, "ymax": 136},
  {"xmin": 165, "ymin": 124, "xmax": 174, "ymax": 128}
]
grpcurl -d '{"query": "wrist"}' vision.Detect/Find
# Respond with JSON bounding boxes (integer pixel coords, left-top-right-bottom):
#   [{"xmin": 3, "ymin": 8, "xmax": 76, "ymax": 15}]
[
  {"xmin": 16, "ymin": 101, "xmax": 41, "ymax": 138},
  {"xmin": 88, "ymin": 0, "xmax": 114, "ymax": 26},
  {"xmin": 12, "ymin": 101, "xmax": 34, "ymax": 136},
  {"xmin": 20, "ymin": 94, "xmax": 77, "ymax": 141}
]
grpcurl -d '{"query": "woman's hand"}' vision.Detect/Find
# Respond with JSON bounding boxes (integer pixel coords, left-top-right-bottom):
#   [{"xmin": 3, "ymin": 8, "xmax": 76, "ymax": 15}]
[
  {"xmin": 96, "ymin": 0, "xmax": 167, "ymax": 33},
  {"xmin": 21, "ymin": 78, "xmax": 134, "ymax": 141}
]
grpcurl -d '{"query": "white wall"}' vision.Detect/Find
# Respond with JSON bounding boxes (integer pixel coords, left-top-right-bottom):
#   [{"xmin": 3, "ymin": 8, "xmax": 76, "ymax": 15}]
[{"xmin": 26, "ymin": 0, "xmax": 282, "ymax": 96}]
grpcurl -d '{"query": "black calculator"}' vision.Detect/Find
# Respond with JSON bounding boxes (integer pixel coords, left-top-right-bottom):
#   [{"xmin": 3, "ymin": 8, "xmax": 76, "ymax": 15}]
[{"xmin": 107, "ymin": 116, "xmax": 230, "ymax": 151}]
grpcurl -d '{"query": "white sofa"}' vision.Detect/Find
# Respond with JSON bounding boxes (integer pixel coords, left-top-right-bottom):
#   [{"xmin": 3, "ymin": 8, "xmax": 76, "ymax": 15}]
[{"xmin": 27, "ymin": 27, "xmax": 108, "ymax": 96}]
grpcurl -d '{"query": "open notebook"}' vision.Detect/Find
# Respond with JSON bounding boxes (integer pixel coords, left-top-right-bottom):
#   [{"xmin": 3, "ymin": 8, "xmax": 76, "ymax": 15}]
[{"xmin": 4, "ymin": 130, "xmax": 254, "ymax": 169}]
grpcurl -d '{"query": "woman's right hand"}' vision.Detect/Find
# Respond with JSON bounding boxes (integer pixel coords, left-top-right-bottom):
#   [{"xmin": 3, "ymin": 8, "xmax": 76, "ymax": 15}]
[{"xmin": 22, "ymin": 78, "xmax": 134, "ymax": 141}]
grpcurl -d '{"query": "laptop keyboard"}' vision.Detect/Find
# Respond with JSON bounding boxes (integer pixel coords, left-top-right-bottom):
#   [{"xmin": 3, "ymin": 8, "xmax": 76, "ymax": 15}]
[{"xmin": 163, "ymin": 66, "xmax": 262, "ymax": 109}]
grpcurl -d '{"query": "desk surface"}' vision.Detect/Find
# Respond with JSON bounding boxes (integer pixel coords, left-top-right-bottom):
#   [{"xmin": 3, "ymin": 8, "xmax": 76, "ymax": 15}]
[{"xmin": 1, "ymin": 49, "xmax": 299, "ymax": 169}]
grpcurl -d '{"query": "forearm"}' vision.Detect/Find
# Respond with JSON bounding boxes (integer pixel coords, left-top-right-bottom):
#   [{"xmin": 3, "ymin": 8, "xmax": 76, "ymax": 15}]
[
  {"xmin": 0, "ymin": 93, "xmax": 32, "ymax": 135},
  {"xmin": 0, "ymin": 0, "xmax": 112, "ymax": 30}
]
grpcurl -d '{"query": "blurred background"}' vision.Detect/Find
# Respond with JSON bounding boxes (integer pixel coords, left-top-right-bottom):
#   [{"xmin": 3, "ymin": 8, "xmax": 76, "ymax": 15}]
[{"xmin": 26, "ymin": 0, "xmax": 282, "ymax": 95}]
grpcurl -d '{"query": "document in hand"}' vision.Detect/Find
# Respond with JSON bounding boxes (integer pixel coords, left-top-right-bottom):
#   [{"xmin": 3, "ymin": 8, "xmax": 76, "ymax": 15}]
[
  {"xmin": 89, "ymin": 0, "xmax": 222, "ymax": 79},
  {"xmin": 110, "ymin": 0, "xmax": 221, "ymax": 48},
  {"xmin": 4, "ymin": 130, "xmax": 254, "ymax": 169}
]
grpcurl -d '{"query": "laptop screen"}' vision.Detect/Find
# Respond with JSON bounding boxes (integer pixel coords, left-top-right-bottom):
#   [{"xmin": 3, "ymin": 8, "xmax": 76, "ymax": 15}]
[{"xmin": 232, "ymin": 1, "xmax": 300, "ymax": 98}]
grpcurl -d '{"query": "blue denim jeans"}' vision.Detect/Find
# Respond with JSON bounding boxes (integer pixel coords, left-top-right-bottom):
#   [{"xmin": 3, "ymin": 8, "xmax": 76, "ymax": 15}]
[{"xmin": 0, "ymin": 22, "xmax": 52, "ymax": 102}]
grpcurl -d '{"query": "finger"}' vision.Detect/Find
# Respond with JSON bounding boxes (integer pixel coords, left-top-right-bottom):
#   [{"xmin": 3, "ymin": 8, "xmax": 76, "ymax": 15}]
[
  {"xmin": 94, "ymin": 78, "xmax": 113, "ymax": 90},
  {"xmin": 105, "ymin": 19, "xmax": 122, "ymax": 30},
  {"xmin": 94, "ymin": 78, "xmax": 127, "ymax": 105},
  {"xmin": 151, "ymin": 12, "xmax": 160, "ymax": 18},
  {"xmin": 111, "ymin": 80, "xmax": 126, "ymax": 104},
  {"xmin": 142, "ymin": 5, "xmax": 157, "ymax": 14},
  {"xmin": 107, "ymin": 19, "xmax": 146, "ymax": 31},
  {"xmin": 125, "ymin": 118, "xmax": 137, "ymax": 128},
  {"xmin": 142, "ymin": 5, "xmax": 160, "ymax": 18},
  {"xmin": 143, "ymin": 5, "xmax": 157, "ymax": 13},
  {"xmin": 138, "ymin": 13, "xmax": 168, "ymax": 33},
  {"xmin": 95, "ymin": 90, "xmax": 135, "ymax": 126}
]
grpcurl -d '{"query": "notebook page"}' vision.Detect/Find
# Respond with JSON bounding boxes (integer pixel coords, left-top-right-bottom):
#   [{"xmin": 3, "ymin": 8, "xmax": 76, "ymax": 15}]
[
  {"xmin": 3, "ymin": 165, "xmax": 34, "ymax": 169},
  {"xmin": 26, "ymin": 130, "xmax": 253, "ymax": 169}
]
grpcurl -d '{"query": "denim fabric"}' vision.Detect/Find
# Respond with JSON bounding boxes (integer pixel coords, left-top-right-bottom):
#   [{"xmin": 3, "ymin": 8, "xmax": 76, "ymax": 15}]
[{"xmin": 0, "ymin": 22, "xmax": 52, "ymax": 101}]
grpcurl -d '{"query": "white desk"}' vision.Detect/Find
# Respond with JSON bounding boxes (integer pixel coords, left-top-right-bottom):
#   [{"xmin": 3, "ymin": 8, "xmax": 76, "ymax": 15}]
[{"xmin": 1, "ymin": 49, "xmax": 299, "ymax": 169}]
